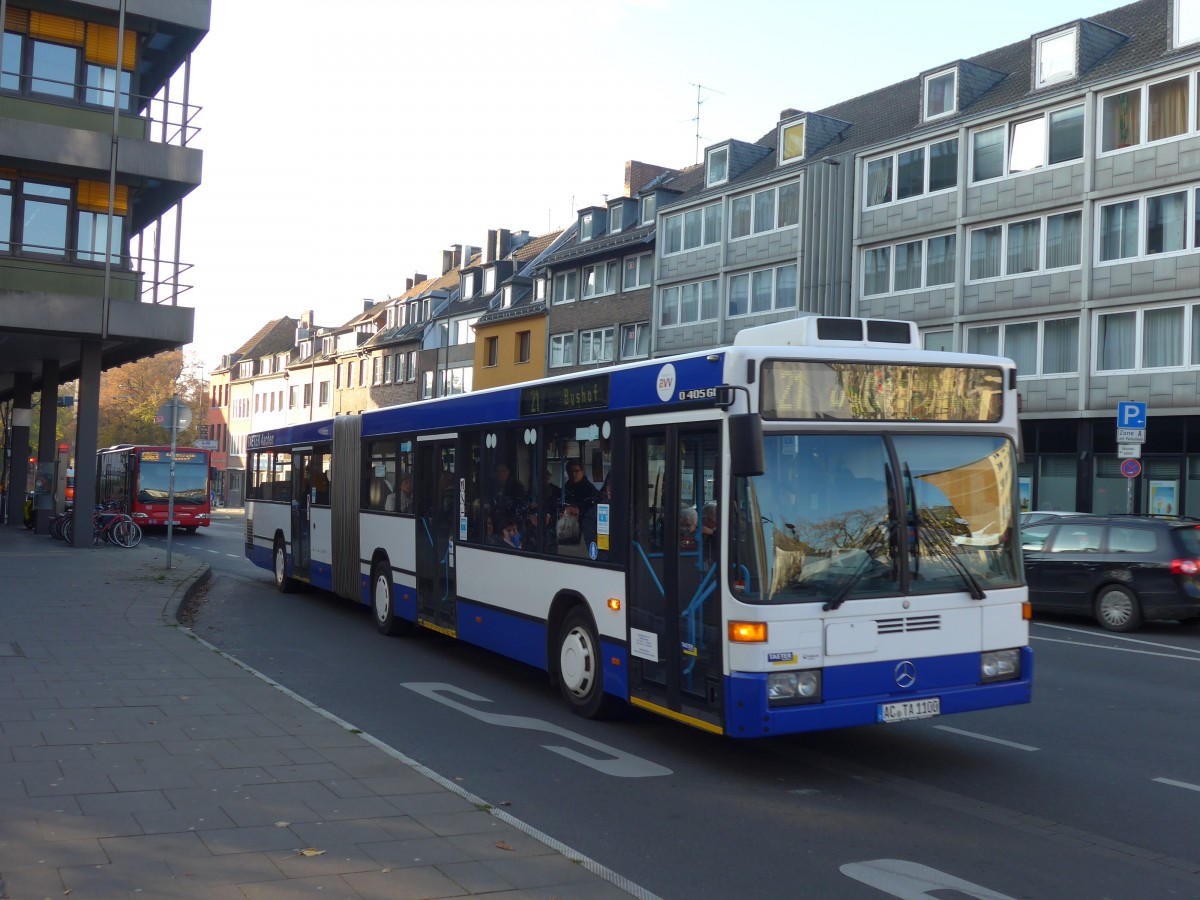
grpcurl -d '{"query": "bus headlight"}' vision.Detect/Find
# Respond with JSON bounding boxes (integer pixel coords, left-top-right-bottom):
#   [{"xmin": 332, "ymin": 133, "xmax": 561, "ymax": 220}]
[
  {"xmin": 981, "ymin": 649, "xmax": 1020, "ymax": 683},
  {"xmin": 767, "ymin": 670, "xmax": 822, "ymax": 707}
]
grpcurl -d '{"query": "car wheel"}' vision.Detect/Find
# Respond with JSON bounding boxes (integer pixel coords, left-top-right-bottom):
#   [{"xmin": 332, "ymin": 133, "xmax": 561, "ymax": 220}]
[
  {"xmin": 556, "ymin": 607, "xmax": 620, "ymax": 719},
  {"xmin": 1095, "ymin": 584, "xmax": 1142, "ymax": 632},
  {"xmin": 273, "ymin": 538, "xmax": 295, "ymax": 593},
  {"xmin": 371, "ymin": 559, "xmax": 411, "ymax": 636}
]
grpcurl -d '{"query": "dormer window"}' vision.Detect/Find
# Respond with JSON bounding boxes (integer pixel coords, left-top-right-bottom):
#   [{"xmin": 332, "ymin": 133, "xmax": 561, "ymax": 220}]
[
  {"xmin": 609, "ymin": 205, "xmax": 624, "ymax": 233},
  {"xmin": 640, "ymin": 194, "xmax": 656, "ymax": 225},
  {"xmin": 463, "ymin": 272, "xmax": 476, "ymax": 297},
  {"xmin": 924, "ymin": 68, "xmax": 957, "ymax": 121},
  {"xmin": 322, "ymin": 336, "xmax": 334, "ymax": 354},
  {"xmin": 1036, "ymin": 29, "xmax": 1076, "ymax": 88},
  {"xmin": 484, "ymin": 268, "xmax": 496, "ymax": 293},
  {"xmin": 580, "ymin": 212, "xmax": 596, "ymax": 241},
  {"xmin": 501, "ymin": 285, "xmax": 514, "ymax": 308},
  {"xmin": 779, "ymin": 119, "xmax": 806, "ymax": 164},
  {"xmin": 535, "ymin": 276, "xmax": 547, "ymax": 300},
  {"xmin": 706, "ymin": 146, "xmax": 729, "ymax": 186},
  {"xmin": 1176, "ymin": 0, "xmax": 1200, "ymax": 47}
]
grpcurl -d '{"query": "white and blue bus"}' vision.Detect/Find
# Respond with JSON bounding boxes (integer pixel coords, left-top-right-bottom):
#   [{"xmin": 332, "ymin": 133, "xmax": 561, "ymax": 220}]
[{"xmin": 245, "ymin": 316, "xmax": 1031, "ymax": 737}]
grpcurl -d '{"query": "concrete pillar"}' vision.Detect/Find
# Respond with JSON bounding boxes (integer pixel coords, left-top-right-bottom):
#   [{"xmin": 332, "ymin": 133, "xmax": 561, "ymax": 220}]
[
  {"xmin": 4, "ymin": 371, "xmax": 32, "ymax": 529},
  {"xmin": 35, "ymin": 359, "xmax": 61, "ymax": 534},
  {"xmin": 70, "ymin": 342, "xmax": 102, "ymax": 548}
]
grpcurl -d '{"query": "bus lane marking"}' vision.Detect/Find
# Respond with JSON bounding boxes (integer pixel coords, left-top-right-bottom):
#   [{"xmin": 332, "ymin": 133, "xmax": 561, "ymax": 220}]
[
  {"xmin": 403, "ymin": 682, "xmax": 672, "ymax": 778},
  {"xmin": 932, "ymin": 725, "xmax": 1039, "ymax": 751},
  {"xmin": 1154, "ymin": 777, "xmax": 1200, "ymax": 793},
  {"xmin": 841, "ymin": 858, "xmax": 1016, "ymax": 899}
]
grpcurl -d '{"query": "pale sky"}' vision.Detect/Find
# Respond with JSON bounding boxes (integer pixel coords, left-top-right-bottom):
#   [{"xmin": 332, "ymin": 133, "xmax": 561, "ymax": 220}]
[{"xmin": 180, "ymin": 0, "xmax": 1109, "ymax": 373}]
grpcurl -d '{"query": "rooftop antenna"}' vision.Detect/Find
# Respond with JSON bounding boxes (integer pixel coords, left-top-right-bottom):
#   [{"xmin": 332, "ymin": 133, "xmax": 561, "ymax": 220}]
[{"xmin": 690, "ymin": 82, "xmax": 724, "ymax": 164}]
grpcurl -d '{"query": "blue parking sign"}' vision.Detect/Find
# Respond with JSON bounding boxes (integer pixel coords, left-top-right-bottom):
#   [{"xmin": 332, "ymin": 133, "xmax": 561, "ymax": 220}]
[{"xmin": 1117, "ymin": 402, "xmax": 1147, "ymax": 429}]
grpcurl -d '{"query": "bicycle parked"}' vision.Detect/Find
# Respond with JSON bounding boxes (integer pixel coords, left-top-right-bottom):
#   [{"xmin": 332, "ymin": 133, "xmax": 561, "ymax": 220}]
[{"xmin": 60, "ymin": 502, "xmax": 142, "ymax": 548}]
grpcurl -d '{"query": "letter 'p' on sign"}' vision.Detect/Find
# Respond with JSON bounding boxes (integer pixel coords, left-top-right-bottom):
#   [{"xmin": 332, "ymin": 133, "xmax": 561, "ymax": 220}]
[{"xmin": 1117, "ymin": 402, "xmax": 1147, "ymax": 429}]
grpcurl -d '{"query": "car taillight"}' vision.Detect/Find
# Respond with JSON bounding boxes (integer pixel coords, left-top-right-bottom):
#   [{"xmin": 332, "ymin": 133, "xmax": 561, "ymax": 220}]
[{"xmin": 1170, "ymin": 559, "xmax": 1200, "ymax": 575}]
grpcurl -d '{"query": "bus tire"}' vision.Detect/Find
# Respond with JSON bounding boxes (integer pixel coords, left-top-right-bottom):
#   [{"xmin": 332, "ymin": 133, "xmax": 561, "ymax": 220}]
[
  {"xmin": 273, "ymin": 537, "xmax": 295, "ymax": 593},
  {"xmin": 371, "ymin": 560, "xmax": 409, "ymax": 636},
  {"xmin": 556, "ymin": 607, "xmax": 618, "ymax": 719}
]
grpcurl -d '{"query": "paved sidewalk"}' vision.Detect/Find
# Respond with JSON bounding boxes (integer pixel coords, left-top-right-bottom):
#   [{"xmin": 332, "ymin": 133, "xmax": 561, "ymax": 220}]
[{"xmin": 0, "ymin": 524, "xmax": 647, "ymax": 899}]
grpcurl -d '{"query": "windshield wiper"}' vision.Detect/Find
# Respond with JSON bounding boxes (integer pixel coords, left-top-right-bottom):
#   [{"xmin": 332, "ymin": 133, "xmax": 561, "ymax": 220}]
[
  {"xmin": 916, "ymin": 513, "xmax": 986, "ymax": 600},
  {"xmin": 824, "ymin": 520, "xmax": 895, "ymax": 612}
]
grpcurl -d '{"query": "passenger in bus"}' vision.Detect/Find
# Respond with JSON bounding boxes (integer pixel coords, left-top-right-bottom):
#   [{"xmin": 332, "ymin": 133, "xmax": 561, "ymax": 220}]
[
  {"xmin": 492, "ymin": 462, "xmax": 525, "ymax": 521},
  {"xmin": 397, "ymin": 474, "xmax": 413, "ymax": 513},
  {"xmin": 679, "ymin": 507, "xmax": 699, "ymax": 551},
  {"xmin": 499, "ymin": 517, "xmax": 523, "ymax": 550},
  {"xmin": 563, "ymin": 459, "xmax": 598, "ymax": 520},
  {"xmin": 702, "ymin": 501, "xmax": 719, "ymax": 562},
  {"xmin": 557, "ymin": 504, "xmax": 582, "ymax": 545}
]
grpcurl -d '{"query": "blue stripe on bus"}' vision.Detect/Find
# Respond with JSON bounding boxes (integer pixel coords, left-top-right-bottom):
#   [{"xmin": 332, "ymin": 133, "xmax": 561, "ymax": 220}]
[
  {"xmin": 457, "ymin": 599, "xmax": 548, "ymax": 670},
  {"xmin": 724, "ymin": 647, "xmax": 1033, "ymax": 737}
]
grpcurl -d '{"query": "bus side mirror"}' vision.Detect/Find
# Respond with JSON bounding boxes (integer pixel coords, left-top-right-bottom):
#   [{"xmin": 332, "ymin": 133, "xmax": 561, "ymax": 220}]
[{"xmin": 729, "ymin": 414, "xmax": 764, "ymax": 477}]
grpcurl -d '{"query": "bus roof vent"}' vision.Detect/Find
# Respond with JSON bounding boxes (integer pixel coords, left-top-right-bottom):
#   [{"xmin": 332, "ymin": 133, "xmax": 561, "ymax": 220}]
[{"xmin": 732, "ymin": 315, "xmax": 919, "ymax": 349}]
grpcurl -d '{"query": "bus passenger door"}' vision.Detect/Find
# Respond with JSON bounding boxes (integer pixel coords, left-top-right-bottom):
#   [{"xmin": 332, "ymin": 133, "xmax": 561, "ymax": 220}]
[
  {"xmin": 290, "ymin": 448, "xmax": 313, "ymax": 582},
  {"xmin": 416, "ymin": 440, "xmax": 458, "ymax": 635},
  {"xmin": 627, "ymin": 426, "xmax": 723, "ymax": 731}
]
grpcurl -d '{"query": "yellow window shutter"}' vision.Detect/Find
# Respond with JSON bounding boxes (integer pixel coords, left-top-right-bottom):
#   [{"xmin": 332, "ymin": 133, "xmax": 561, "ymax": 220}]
[
  {"xmin": 78, "ymin": 180, "xmax": 129, "ymax": 215},
  {"xmin": 28, "ymin": 12, "xmax": 85, "ymax": 45},
  {"xmin": 4, "ymin": 8, "xmax": 29, "ymax": 32},
  {"xmin": 85, "ymin": 23, "xmax": 136, "ymax": 70}
]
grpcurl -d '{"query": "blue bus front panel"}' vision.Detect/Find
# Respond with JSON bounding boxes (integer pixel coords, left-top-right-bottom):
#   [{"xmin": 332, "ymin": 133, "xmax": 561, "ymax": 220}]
[{"xmin": 724, "ymin": 647, "xmax": 1033, "ymax": 737}]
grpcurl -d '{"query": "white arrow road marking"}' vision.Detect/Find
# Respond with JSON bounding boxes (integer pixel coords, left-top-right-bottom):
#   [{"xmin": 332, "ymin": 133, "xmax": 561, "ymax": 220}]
[
  {"xmin": 403, "ymin": 682, "xmax": 672, "ymax": 778},
  {"xmin": 841, "ymin": 859, "xmax": 1016, "ymax": 899}
]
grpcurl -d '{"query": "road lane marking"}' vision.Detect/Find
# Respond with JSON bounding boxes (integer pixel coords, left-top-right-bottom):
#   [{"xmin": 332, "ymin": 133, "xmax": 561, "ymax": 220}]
[
  {"xmin": 932, "ymin": 726, "xmax": 1039, "ymax": 751},
  {"xmin": 1033, "ymin": 635, "xmax": 1200, "ymax": 662},
  {"xmin": 1034, "ymin": 623, "xmax": 1200, "ymax": 656},
  {"xmin": 404, "ymin": 682, "xmax": 672, "ymax": 778},
  {"xmin": 842, "ymin": 859, "xmax": 1015, "ymax": 899},
  {"xmin": 1154, "ymin": 777, "xmax": 1200, "ymax": 793}
]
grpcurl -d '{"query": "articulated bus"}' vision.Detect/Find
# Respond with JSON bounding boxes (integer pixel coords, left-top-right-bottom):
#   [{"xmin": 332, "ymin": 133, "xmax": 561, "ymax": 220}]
[
  {"xmin": 245, "ymin": 316, "xmax": 1031, "ymax": 737},
  {"xmin": 96, "ymin": 444, "xmax": 212, "ymax": 531}
]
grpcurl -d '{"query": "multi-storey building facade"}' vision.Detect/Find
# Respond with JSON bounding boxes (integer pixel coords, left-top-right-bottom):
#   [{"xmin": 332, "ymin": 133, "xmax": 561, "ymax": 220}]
[{"xmin": 0, "ymin": 1, "xmax": 208, "ymax": 529}]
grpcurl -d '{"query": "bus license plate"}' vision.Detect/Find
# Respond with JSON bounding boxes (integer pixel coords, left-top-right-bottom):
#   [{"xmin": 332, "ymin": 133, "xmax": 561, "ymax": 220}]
[{"xmin": 879, "ymin": 698, "xmax": 940, "ymax": 723}]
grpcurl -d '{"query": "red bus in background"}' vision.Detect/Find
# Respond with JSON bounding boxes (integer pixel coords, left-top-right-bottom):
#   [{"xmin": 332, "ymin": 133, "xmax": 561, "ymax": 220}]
[{"xmin": 96, "ymin": 444, "xmax": 212, "ymax": 531}]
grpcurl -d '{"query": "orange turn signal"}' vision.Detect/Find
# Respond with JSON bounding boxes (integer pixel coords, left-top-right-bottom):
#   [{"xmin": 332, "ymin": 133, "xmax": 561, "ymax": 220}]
[
  {"xmin": 1022, "ymin": 601, "xmax": 1032, "ymax": 621},
  {"xmin": 728, "ymin": 621, "xmax": 767, "ymax": 643},
  {"xmin": 607, "ymin": 597, "xmax": 621, "ymax": 611}
]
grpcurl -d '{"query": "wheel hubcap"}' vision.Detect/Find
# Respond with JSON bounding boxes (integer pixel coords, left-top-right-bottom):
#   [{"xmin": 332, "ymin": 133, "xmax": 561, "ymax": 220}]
[
  {"xmin": 1101, "ymin": 591, "xmax": 1131, "ymax": 626},
  {"xmin": 275, "ymin": 549, "xmax": 285, "ymax": 583},
  {"xmin": 560, "ymin": 627, "xmax": 594, "ymax": 696},
  {"xmin": 374, "ymin": 576, "xmax": 390, "ymax": 623}
]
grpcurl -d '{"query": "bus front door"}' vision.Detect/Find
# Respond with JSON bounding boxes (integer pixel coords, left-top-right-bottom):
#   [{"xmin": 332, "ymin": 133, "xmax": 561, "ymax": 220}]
[
  {"xmin": 627, "ymin": 426, "xmax": 723, "ymax": 732},
  {"xmin": 416, "ymin": 440, "xmax": 458, "ymax": 635},
  {"xmin": 290, "ymin": 447, "xmax": 313, "ymax": 582}
]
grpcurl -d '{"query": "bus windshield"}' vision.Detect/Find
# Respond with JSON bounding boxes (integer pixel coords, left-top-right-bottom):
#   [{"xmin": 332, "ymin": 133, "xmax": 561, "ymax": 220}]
[
  {"xmin": 136, "ymin": 460, "xmax": 209, "ymax": 504},
  {"xmin": 730, "ymin": 433, "xmax": 1020, "ymax": 604}
]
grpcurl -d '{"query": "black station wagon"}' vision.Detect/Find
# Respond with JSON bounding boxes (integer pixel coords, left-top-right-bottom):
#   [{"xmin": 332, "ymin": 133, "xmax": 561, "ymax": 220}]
[{"xmin": 1021, "ymin": 515, "xmax": 1200, "ymax": 632}]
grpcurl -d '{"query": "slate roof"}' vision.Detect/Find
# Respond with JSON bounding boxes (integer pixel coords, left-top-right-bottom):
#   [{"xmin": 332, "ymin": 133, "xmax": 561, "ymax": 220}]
[{"xmin": 661, "ymin": 0, "xmax": 1177, "ymax": 212}]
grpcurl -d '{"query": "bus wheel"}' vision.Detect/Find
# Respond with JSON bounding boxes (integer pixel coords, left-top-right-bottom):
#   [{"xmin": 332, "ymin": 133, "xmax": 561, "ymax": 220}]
[
  {"xmin": 556, "ymin": 607, "xmax": 617, "ymax": 719},
  {"xmin": 371, "ymin": 560, "xmax": 407, "ymax": 636},
  {"xmin": 273, "ymin": 538, "xmax": 295, "ymax": 593}
]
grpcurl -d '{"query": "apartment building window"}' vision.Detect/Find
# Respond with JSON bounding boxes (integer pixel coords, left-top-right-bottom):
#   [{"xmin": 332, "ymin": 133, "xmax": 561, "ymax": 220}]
[
  {"xmin": 640, "ymin": 194, "xmax": 656, "ymax": 225},
  {"xmin": 516, "ymin": 331, "xmax": 531, "ymax": 363},
  {"xmin": 609, "ymin": 205, "xmax": 624, "ymax": 233},
  {"xmin": 730, "ymin": 184, "xmax": 800, "ymax": 239},
  {"xmin": 1101, "ymin": 75, "xmax": 1192, "ymax": 152},
  {"xmin": 553, "ymin": 271, "xmax": 578, "ymax": 304},
  {"xmin": 707, "ymin": 146, "xmax": 729, "ymax": 186},
  {"xmin": 862, "ymin": 233, "xmax": 958, "ymax": 295},
  {"xmin": 728, "ymin": 264, "xmax": 798, "ymax": 317},
  {"xmin": 1095, "ymin": 305, "xmax": 1200, "ymax": 371},
  {"xmin": 4, "ymin": 15, "xmax": 135, "ymax": 109},
  {"xmin": 969, "ymin": 211, "xmax": 1082, "ymax": 280},
  {"xmin": 549, "ymin": 333, "xmax": 575, "ymax": 368},
  {"xmin": 865, "ymin": 138, "xmax": 957, "ymax": 207},
  {"xmin": 20, "ymin": 181, "xmax": 70, "ymax": 256},
  {"xmin": 406, "ymin": 351, "xmax": 416, "ymax": 381},
  {"xmin": 623, "ymin": 252, "xmax": 652, "ymax": 290},
  {"xmin": 972, "ymin": 105, "xmax": 1083, "ymax": 181},
  {"xmin": 485, "ymin": 336, "xmax": 498, "ymax": 367},
  {"xmin": 582, "ymin": 260, "xmax": 618, "ymax": 298},
  {"xmin": 968, "ymin": 316, "xmax": 1079, "ymax": 376},
  {"xmin": 358, "ymin": 360, "xmax": 366, "ymax": 387},
  {"xmin": 1098, "ymin": 189, "xmax": 1200, "ymax": 262},
  {"xmin": 660, "ymin": 278, "xmax": 719, "ymax": 327},
  {"xmin": 1036, "ymin": 30, "xmax": 1077, "ymax": 88},
  {"xmin": 422, "ymin": 371, "xmax": 434, "ymax": 398},
  {"xmin": 393, "ymin": 352, "xmax": 402, "ymax": 381},
  {"xmin": 440, "ymin": 367, "xmax": 472, "ymax": 396},
  {"xmin": 319, "ymin": 381, "xmax": 330, "ymax": 405},
  {"xmin": 289, "ymin": 386, "xmax": 298, "ymax": 409},
  {"xmin": 453, "ymin": 317, "xmax": 478, "ymax": 345},
  {"xmin": 302, "ymin": 384, "xmax": 312, "ymax": 408},
  {"xmin": 620, "ymin": 322, "xmax": 650, "ymax": 359},
  {"xmin": 580, "ymin": 212, "xmax": 597, "ymax": 241},
  {"xmin": 662, "ymin": 202, "xmax": 722, "ymax": 255},
  {"xmin": 923, "ymin": 330, "xmax": 954, "ymax": 352},
  {"xmin": 579, "ymin": 328, "xmax": 614, "ymax": 365},
  {"xmin": 1177, "ymin": 0, "xmax": 1200, "ymax": 47},
  {"xmin": 371, "ymin": 357, "xmax": 381, "ymax": 385},
  {"xmin": 383, "ymin": 354, "xmax": 392, "ymax": 383},
  {"xmin": 924, "ymin": 68, "xmax": 957, "ymax": 120}
]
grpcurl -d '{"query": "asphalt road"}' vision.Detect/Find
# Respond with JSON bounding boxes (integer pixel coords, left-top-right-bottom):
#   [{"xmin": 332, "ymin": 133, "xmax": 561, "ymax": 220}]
[{"xmin": 162, "ymin": 519, "xmax": 1200, "ymax": 899}]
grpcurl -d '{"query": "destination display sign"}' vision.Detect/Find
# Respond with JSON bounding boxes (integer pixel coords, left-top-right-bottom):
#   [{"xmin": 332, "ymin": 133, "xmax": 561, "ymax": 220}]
[
  {"xmin": 520, "ymin": 375, "xmax": 610, "ymax": 417},
  {"xmin": 139, "ymin": 450, "xmax": 205, "ymax": 463},
  {"xmin": 760, "ymin": 361, "xmax": 1004, "ymax": 423}
]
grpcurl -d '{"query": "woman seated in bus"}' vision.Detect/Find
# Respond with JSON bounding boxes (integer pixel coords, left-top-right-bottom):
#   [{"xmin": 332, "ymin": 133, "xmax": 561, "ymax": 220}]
[
  {"xmin": 498, "ymin": 516, "xmax": 523, "ymax": 550},
  {"xmin": 679, "ymin": 507, "xmax": 699, "ymax": 552}
]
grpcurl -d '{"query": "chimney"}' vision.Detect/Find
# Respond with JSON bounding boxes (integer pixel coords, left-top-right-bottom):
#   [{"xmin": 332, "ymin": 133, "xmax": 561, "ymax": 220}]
[
  {"xmin": 779, "ymin": 107, "xmax": 802, "ymax": 121},
  {"xmin": 485, "ymin": 229, "xmax": 498, "ymax": 263},
  {"xmin": 363, "ymin": 299, "xmax": 374, "ymax": 311},
  {"xmin": 460, "ymin": 244, "xmax": 476, "ymax": 268},
  {"xmin": 301, "ymin": 310, "xmax": 314, "ymax": 328},
  {"xmin": 405, "ymin": 278, "xmax": 414, "ymax": 291},
  {"xmin": 412, "ymin": 272, "xmax": 427, "ymax": 285},
  {"xmin": 441, "ymin": 249, "xmax": 456, "ymax": 275},
  {"xmin": 496, "ymin": 228, "xmax": 511, "ymax": 260},
  {"xmin": 624, "ymin": 160, "xmax": 672, "ymax": 198}
]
